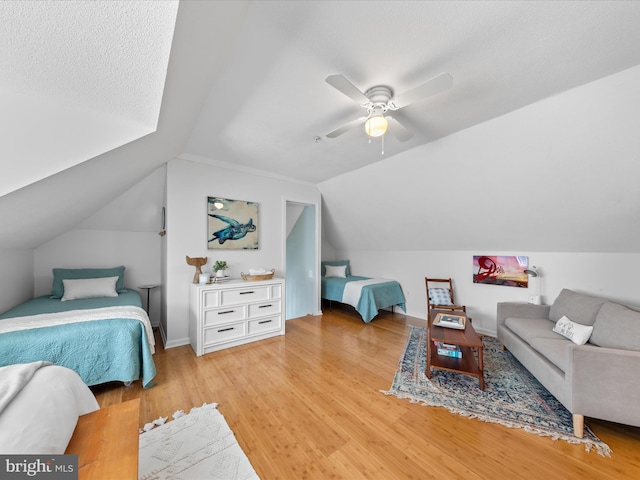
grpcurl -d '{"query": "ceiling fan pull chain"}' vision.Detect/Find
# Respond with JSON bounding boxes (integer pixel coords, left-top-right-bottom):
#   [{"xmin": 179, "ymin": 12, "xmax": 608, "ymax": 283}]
[{"xmin": 381, "ymin": 134, "xmax": 384, "ymax": 155}]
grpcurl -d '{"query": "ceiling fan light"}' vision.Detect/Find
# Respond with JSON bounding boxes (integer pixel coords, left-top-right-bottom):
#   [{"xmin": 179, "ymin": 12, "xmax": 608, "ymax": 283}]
[{"xmin": 365, "ymin": 115, "xmax": 388, "ymax": 137}]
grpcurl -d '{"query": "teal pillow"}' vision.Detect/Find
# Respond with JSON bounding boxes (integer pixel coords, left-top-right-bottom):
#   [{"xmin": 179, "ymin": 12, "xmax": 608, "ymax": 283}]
[
  {"xmin": 321, "ymin": 260, "xmax": 350, "ymax": 276},
  {"xmin": 50, "ymin": 266, "xmax": 126, "ymax": 299}
]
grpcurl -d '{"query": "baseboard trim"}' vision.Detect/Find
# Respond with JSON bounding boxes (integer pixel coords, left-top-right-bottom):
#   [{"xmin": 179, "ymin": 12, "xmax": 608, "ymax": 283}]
[
  {"xmin": 159, "ymin": 323, "xmax": 167, "ymax": 347},
  {"xmin": 476, "ymin": 327, "xmax": 497, "ymax": 337},
  {"xmin": 164, "ymin": 337, "xmax": 190, "ymax": 349}
]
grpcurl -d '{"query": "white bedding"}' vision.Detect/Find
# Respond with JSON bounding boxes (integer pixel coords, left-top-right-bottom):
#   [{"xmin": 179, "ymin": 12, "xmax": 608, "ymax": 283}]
[
  {"xmin": 0, "ymin": 305, "xmax": 155, "ymax": 353},
  {"xmin": 342, "ymin": 278, "xmax": 393, "ymax": 308},
  {"xmin": 0, "ymin": 362, "xmax": 99, "ymax": 454}
]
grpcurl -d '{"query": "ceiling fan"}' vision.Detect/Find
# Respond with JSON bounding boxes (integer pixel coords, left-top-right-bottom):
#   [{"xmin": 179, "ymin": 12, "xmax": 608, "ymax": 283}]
[{"xmin": 324, "ymin": 72, "xmax": 453, "ymax": 142}]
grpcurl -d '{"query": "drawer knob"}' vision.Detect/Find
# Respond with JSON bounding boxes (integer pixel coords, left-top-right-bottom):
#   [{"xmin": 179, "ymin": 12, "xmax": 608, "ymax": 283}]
[
  {"xmin": 258, "ymin": 304, "xmax": 272, "ymax": 309},
  {"xmin": 218, "ymin": 310, "xmax": 235, "ymax": 315},
  {"xmin": 239, "ymin": 291, "xmax": 255, "ymax": 295},
  {"xmin": 258, "ymin": 320, "xmax": 272, "ymax": 324},
  {"xmin": 218, "ymin": 327, "xmax": 235, "ymax": 332}
]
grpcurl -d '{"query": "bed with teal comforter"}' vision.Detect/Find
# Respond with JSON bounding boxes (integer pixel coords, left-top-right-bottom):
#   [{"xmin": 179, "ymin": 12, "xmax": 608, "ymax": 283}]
[
  {"xmin": 0, "ymin": 290, "xmax": 156, "ymax": 388},
  {"xmin": 321, "ymin": 275, "xmax": 406, "ymax": 323}
]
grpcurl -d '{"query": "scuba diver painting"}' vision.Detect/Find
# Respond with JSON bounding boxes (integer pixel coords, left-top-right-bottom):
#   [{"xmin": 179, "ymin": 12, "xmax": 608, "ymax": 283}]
[{"xmin": 207, "ymin": 197, "xmax": 259, "ymax": 249}]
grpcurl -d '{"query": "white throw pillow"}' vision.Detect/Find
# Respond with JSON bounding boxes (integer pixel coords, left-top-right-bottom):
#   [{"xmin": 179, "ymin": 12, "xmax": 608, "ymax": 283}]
[
  {"xmin": 553, "ymin": 315, "xmax": 594, "ymax": 345},
  {"xmin": 324, "ymin": 265, "xmax": 347, "ymax": 278},
  {"xmin": 61, "ymin": 276, "xmax": 119, "ymax": 301}
]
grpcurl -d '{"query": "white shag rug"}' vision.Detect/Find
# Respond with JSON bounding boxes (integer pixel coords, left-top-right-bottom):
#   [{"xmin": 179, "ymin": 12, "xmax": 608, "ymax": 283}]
[{"xmin": 139, "ymin": 403, "xmax": 260, "ymax": 480}]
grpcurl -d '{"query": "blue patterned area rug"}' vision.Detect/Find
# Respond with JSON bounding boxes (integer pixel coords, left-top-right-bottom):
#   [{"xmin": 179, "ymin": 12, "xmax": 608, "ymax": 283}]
[{"xmin": 382, "ymin": 327, "xmax": 611, "ymax": 456}]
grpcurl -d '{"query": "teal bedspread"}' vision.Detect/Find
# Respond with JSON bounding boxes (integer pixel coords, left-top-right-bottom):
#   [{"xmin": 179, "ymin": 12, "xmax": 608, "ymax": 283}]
[
  {"xmin": 321, "ymin": 276, "xmax": 406, "ymax": 323},
  {"xmin": 0, "ymin": 290, "xmax": 142, "ymax": 318},
  {"xmin": 0, "ymin": 291, "xmax": 156, "ymax": 388}
]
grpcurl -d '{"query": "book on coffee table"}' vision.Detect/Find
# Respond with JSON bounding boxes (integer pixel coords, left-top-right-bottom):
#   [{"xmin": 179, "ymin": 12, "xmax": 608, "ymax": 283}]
[
  {"xmin": 434, "ymin": 341, "xmax": 463, "ymax": 358},
  {"xmin": 433, "ymin": 312, "xmax": 466, "ymax": 329}
]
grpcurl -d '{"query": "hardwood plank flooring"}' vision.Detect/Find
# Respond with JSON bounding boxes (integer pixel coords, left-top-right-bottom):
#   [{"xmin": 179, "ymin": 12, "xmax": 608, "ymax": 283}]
[{"xmin": 92, "ymin": 307, "xmax": 640, "ymax": 479}]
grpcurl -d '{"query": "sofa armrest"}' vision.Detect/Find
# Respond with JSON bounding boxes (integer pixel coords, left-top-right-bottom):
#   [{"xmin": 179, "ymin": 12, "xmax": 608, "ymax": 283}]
[
  {"xmin": 566, "ymin": 344, "xmax": 640, "ymax": 427},
  {"xmin": 497, "ymin": 302, "xmax": 551, "ymax": 326}
]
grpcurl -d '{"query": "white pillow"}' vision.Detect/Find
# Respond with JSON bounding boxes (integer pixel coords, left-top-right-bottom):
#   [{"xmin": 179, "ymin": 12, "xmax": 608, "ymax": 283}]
[
  {"xmin": 61, "ymin": 276, "xmax": 119, "ymax": 301},
  {"xmin": 324, "ymin": 265, "xmax": 347, "ymax": 278},
  {"xmin": 553, "ymin": 315, "xmax": 594, "ymax": 345}
]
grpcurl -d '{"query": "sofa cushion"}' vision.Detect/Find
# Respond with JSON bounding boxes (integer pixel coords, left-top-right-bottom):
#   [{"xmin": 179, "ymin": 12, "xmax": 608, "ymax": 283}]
[
  {"xmin": 529, "ymin": 338, "xmax": 570, "ymax": 373},
  {"xmin": 504, "ymin": 317, "xmax": 560, "ymax": 346},
  {"xmin": 590, "ymin": 302, "xmax": 640, "ymax": 351},
  {"xmin": 548, "ymin": 288, "xmax": 606, "ymax": 326}
]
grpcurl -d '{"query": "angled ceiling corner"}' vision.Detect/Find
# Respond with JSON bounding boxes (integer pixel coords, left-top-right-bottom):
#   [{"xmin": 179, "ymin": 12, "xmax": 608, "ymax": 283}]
[
  {"xmin": 0, "ymin": 0, "xmax": 179, "ymax": 197},
  {"xmin": 0, "ymin": 0, "xmax": 251, "ymax": 250}
]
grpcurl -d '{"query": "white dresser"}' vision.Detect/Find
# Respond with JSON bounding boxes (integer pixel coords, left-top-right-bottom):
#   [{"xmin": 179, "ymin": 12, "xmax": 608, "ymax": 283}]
[{"xmin": 189, "ymin": 277, "xmax": 285, "ymax": 356}]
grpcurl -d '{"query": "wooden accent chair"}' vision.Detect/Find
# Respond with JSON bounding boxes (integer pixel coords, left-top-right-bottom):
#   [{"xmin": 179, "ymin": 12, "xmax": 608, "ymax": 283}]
[{"xmin": 425, "ymin": 277, "xmax": 466, "ymax": 319}]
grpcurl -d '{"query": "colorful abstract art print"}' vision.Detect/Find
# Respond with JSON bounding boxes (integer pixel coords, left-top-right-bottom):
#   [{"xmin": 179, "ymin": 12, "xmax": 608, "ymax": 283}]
[
  {"xmin": 207, "ymin": 197, "xmax": 259, "ymax": 250},
  {"xmin": 473, "ymin": 255, "xmax": 528, "ymax": 287}
]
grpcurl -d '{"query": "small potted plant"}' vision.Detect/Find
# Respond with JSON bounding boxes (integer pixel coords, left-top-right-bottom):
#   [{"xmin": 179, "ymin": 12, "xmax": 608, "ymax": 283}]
[{"xmin": 212, "ymin": 260, "xmax": 228, "ymax": 278}]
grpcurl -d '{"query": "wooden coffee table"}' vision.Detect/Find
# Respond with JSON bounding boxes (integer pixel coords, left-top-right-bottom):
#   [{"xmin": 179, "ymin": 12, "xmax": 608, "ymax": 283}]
[{"xmin": 427, "ymin": 310, "xmax": 484, "ymax": 389}]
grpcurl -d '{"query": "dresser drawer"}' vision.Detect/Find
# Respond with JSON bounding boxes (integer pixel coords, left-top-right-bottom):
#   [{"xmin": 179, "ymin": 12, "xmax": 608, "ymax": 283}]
[
  {"xmin": 248, "ymin": 316, "xmax": 281, "ymax": 335},
  {"xmin": 248, "ymin": 300, "xmax": 281, "ymax": 318},
  {"xmin": 203, "ymin": 322, "xmax": 246, "ymax": 344},
  {"xmin": 202, "ymin": 290, "xmax": 219, "ymax": 308},
  {"xmin": 221, "ymin": 286, "xmax": 269, "ymax": 305},
  {"xmin": 269, "ymin": 284, "xmax": 282, "ymax": 299},
  {"xmin": 204, "ymin": 306, "xmax": 245, "ymax": 325}
]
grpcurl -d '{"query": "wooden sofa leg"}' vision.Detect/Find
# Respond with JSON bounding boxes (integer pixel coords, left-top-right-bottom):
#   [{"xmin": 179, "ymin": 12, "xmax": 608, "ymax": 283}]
[{"xmin": 573, "ymin": 414, "xmax": 584, "ymax": 438}]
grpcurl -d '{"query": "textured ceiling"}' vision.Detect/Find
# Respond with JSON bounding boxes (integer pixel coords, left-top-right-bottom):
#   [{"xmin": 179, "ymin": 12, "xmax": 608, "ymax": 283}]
[
  {"xmin": 0, "ymin": 0, "xmax": 177, "ymax": 123},
  {"xmin": 184, "ymin": 0, "xmax": 640, "ymax": 184},
  {"xmin": 0, "ymin": 0, "xmax": 178, "ymax": 196},
  {"xmin": 0, "ymin": 0, "xmax": 249, "ymax": 250}
]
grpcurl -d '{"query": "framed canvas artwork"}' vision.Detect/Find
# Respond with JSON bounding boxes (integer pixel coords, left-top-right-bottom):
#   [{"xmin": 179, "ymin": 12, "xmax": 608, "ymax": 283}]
[
  {"xmin": 473, "ymin": 255, "xmax": 528, "ymax": 287},
  {"xmin": 207, "ymin": 197, "xmax": 259, "ymax": 250}
]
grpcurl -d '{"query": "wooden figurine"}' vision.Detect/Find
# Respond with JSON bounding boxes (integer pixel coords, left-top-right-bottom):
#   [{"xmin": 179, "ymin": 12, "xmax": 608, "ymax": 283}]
[{"xmin": 186, "ymin": 256, "xmax": 208, "ymax": 284}]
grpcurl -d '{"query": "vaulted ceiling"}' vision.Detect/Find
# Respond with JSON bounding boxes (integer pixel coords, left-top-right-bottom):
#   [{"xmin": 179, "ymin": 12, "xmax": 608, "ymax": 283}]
[
  {"xmin": 184, "ymin": 0, "xmax": 640, "ymax": 183},
  {"xmin": 1, "ymin": 1, "xmax": 640, "ymax": 251}
]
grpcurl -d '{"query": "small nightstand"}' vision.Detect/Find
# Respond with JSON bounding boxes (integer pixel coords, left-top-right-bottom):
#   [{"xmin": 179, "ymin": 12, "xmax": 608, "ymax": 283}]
[{"xmin": 138, "ymin": 284, "xmax": 160, "ymax": 315}]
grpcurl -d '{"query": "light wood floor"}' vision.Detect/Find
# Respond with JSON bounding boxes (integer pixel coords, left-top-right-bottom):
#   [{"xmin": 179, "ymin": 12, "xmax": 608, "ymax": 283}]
[{"xmin": 92, "ymin": 306, "xmax": 640, "ymax": 479}]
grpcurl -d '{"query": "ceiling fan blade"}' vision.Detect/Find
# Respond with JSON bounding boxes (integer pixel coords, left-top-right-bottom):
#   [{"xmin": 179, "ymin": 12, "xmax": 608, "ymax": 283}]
[
  {"xmin": 326, "ymin": 74, "xmax": 369, "ymax": 104},
  {"xmin": 386, "ymin": 116, "xmax": 414, "ymax": 142},
  {"xmin": 325, "ymin": 116, "xmax": 367, "ymax": 138},
  {"xmin": 392, "ymin": 72, "xmax": 453, "ymax": 109}
]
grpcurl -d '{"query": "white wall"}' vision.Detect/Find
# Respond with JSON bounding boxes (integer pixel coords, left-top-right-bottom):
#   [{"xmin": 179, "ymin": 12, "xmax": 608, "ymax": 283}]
[
  {"xmin": 30, "ymin": 166, "xmax": 165, "ymax": 325},
  {"xmin": 33, "ymin": 229, "xmax": 162, "ymax": 325},
  {"xmin": 0, "ymin": 249, "xmax": 34, "ymax": 313},
  {"xmin": 319, "ymin": 65, "xmax": 640, "ymax": 254},
  {"xmin": 163, "ymin": 158, "xmax": 321, "ymax": 347},
  {"xmin": 337, "ymin": 249, "xmax": 640, "ymax": 335}
]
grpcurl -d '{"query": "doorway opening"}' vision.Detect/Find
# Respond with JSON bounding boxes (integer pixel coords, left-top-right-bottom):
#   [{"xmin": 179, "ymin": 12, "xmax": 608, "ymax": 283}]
[{"xmin": 284, "ymin": 200, "xmax": 320, "ymax": 319}]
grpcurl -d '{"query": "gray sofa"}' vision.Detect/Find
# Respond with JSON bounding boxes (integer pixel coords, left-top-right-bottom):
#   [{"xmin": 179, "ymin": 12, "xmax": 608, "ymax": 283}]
[{"xmin": 497, "ymin": 288, "xmax": 640, "ymax": 437}]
